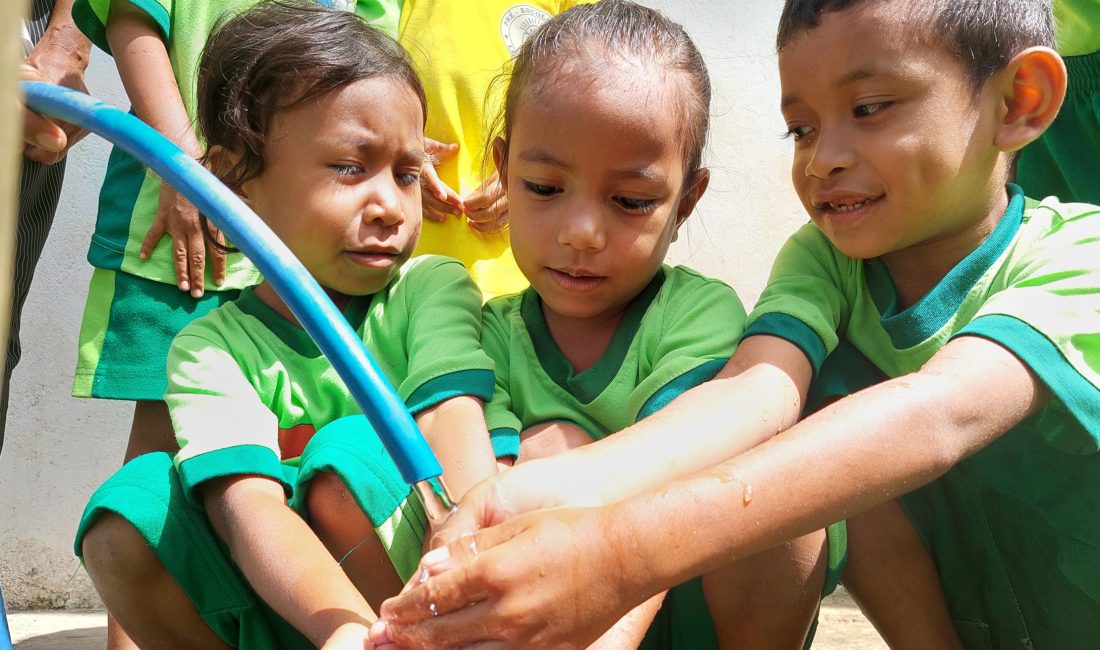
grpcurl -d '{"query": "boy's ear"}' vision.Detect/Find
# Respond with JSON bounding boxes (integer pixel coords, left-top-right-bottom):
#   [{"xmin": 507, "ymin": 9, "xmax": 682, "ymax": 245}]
[
  {"xmin": 992, "ymin": 46, "xmax": 1066, "ymax": 153},
  {"xmin": 491, "ymin": 137, "xmax": 509, "ymax": 189},
  {"xmin": 206, "ymin": 144, "xmax": 247, "ymax": 198},
  {"xmin": 672, "ymin": 168, "xmax": 710, "ymax": 242}
]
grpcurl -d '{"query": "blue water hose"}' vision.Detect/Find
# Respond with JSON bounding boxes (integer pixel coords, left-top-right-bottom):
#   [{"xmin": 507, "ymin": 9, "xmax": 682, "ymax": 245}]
[
  {"xmin": 0, "ymin": 582, "xmax": 11, "ymax": 650},
  {"xmin": 20, "ymin": 81, "xmax": 449, "ymax": 493}
]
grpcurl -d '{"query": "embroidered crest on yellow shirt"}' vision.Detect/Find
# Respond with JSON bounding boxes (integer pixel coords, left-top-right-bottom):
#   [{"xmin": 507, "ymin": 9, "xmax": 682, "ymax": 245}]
[{"xmin": 501, "ymin": 5, "xmax": 552, "ymax": 55}]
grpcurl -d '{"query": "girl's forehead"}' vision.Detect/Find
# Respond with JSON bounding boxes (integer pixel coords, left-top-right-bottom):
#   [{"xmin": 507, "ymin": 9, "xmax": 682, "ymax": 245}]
[{"xmin": 522, "ymin": 55, "xmax": 681, "ymax": 117}]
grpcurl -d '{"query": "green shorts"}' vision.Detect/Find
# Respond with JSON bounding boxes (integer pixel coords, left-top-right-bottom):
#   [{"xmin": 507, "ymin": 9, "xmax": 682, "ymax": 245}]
[
  {"xmin": 73, "ymin": 268, "xmax": 240, "ymax": 401},
  {"xmin": 638, "ymin": 521, "xmax": 847, "ymax": 650},
  {"xmin": 1017, "ymin": 50, "xmax": 1100, "ymax": 204},
  {"xmin": 74, "ymin": 416, "xmax": 427, "ymax": 647}
]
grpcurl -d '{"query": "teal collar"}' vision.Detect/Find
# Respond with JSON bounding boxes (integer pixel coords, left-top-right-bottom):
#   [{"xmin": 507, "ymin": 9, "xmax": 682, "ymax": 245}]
[
  {"xmin": 522, "ymin": 269, "xmax": 666, "ymax": 403},
  {"xmin": 234, "ymin": 286, "xmax": 375, "ymax": 357},
  {"xmin": 866, "ymin": 183, "xmax": 1025, "ymax": 349}
]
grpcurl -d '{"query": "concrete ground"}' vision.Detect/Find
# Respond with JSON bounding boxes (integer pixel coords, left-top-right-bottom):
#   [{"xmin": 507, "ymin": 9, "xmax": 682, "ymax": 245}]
[{"xmin": 8, "ymin": 588, "xmax": 886, "ymax": 649}]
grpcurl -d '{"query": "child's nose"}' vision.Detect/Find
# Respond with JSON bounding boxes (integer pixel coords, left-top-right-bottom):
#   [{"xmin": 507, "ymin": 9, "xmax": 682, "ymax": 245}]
[
  {"xmin": 361, "ymin": 179, "xmax": 406, "ymax": 227},
  {"xmin": 804, "ymin": 131, "xmax": 854, "ymax": 180},
  {"xmin": 558, "ymin": 209, "xmax": 606, "ymax": 251}
]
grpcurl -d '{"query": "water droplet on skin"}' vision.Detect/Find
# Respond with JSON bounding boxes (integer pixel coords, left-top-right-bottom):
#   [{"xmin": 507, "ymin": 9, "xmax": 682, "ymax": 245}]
[
  {"xmin": 715, "ymin": 471, "xmax": 754, "ymax": 506},
  {"xmin": 465, "ymin": 535, "xmax": 478, "ymax": 558},
  {"xmin": 417, "ymin": 565, "xmax": 430, "ymax": 585},
  {"xmin": 428, "ymin": 602, "xmax": 439, "ymax": 617}
]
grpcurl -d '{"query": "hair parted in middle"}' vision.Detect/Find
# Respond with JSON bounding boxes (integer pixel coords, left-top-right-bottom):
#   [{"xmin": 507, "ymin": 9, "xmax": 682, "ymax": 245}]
[{"xmin": 492, "ymin": 0, "xmax": 712, "ymax": 178}]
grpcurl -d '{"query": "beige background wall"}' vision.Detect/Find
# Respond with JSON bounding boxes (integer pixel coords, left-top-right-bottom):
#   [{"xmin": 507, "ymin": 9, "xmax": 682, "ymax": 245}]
[{"xmin": 0, "ymin": 0, "xmax": 808, "ymax": 608}]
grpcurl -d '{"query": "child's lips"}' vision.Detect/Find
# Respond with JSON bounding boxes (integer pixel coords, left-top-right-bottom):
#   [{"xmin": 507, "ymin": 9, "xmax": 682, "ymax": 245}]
[
  {"xmin": 345, "ymin": 248, "xmax": 400, "ymax": 268},
  {"xmin": 814, "ymin": 194, "xmax": 882, "ymax": 226},
  {"xmin": 547, "ymin": 267, "xmax": 606, "ymax": 292}
]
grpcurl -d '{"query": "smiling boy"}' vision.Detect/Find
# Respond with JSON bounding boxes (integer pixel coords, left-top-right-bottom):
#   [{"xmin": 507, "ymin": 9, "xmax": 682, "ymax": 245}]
[{"xmin": 747, "ymin": 0, "xmax": 1099, "ymax": 646}]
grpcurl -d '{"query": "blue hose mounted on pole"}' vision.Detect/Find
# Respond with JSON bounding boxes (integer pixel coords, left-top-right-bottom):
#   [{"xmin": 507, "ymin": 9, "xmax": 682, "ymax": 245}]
[{"xmin": 19, "ymin": 82, "xmax": 452, "ymax": 510}]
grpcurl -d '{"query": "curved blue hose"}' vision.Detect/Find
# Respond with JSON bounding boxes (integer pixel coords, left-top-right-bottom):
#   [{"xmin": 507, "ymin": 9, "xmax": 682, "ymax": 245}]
[{"xmin": 21, "ymin": 81, "xmax": 443, "ymax": 484}]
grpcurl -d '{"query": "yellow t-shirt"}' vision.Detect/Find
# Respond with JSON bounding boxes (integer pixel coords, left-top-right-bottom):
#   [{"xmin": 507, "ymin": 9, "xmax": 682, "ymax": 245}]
[{"xmin": 398, "ymin": 0, "xmax": 587, "ymax": 299}]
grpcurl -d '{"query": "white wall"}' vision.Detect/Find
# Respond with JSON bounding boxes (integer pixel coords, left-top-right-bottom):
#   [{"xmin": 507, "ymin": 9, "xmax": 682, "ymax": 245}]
[{"xmin": 0, "ymin": 0, "xmax": 808, "ymax": 608}]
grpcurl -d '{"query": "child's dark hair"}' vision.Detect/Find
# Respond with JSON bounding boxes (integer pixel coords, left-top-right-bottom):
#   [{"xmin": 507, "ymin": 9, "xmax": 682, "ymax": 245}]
[
  {"xmin": 197, "ymin": 0, "xmax": 427, "ymax": 189},
  {"xmin": 776, "ymin": 0, "xmax": 1055, "ymax": 90},
  {"xmin": 494, "ymin": 0, "xmax": 711, "ymax": 178}
]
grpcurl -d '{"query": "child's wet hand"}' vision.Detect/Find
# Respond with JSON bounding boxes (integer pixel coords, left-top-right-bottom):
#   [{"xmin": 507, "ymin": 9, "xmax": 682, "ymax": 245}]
[
  {"xmin": 141, "ymin": 184, "xmax": 228, "ymax": 297},
  {"xmin": 426, "ymin": 466, "xmax": 545, "ymax": 553},
  {"xmin": 463, "ymin": 172, "xmax": 508, "ymax": 233},
  {"xmin": 378, "ymin": 506, "xmax": 635, "ymax": 649}
]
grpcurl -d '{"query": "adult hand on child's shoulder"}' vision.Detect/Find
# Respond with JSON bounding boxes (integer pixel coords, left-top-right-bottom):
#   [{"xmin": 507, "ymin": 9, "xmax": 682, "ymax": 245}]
[
  {"xmin": 21, "ymin": 27, "xmax": 91, "ymax": 165},
  {"xmin": 140, "ymin": 183, "xmax": 228, "ymax": 298},
  {"xmin": 463, "ymin": 172, "xmax": 508, "ymax": 234},
  {"xmin": 373, "ymin": 504, "xmax": 641, "ymax": 649},
  {"xmin": 422, "ymin": 138, "xmax": 464, "ymax": 222}
]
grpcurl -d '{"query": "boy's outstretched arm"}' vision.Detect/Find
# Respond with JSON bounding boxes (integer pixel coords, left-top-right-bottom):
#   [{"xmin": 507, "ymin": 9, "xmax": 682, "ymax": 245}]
[
  {"xmin": 202, "ymin": 475, "xmax": 379, "ymax": 647},
  {"xmin": 374, "ymin": 335, "xmax": 1047, "ymax": 649},
  {"xmin": 433, "ymin": 334, "xmax": 812, "ymax": 540},
  {"xmin": 105, "ymin": 0, "xmax": 227, "ymax": 295}
]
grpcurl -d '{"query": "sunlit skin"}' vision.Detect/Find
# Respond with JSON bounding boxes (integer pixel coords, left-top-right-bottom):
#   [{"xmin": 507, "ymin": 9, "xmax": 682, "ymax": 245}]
[
  {"xmin": 497, "ymin": 55, "xmax": 707, "ymax": 371},
  {"xmin": 369, "ymin": 2, "xmax": 1067, "ymax": 647},
  {"xmin": 779, "ymin": 2, "xmax": 1010, "ymax": 308},
  {"xmin": 240, "ymin": 76, "xmax": 426, "ymax": 317}
]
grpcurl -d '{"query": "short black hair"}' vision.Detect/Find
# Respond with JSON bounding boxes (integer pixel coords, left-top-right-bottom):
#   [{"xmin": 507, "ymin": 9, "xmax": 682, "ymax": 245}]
[
  {"xmin": 197, "ymin": 0, "xmax": 426, "ymax": 188},
  {"xmin": 776, "ymin": 0, "xmax": 1055, "ymax": 88}
]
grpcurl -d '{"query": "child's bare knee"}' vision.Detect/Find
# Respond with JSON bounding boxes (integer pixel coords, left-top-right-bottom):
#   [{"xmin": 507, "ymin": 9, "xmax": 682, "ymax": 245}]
[
  {"xmin": 81, "ymin": 513, "xmax": 157, "ymax": 582},
  {"xmin": 518, "ymin": 421, "xmax": 592, "ymax": 462},
  {"xmin": 703, "ymin": 530, "xmax": 827, "ymax": 647},
  {"xmin": 303, "ymin": 471, "xmax": 357, "ymax": 530}
]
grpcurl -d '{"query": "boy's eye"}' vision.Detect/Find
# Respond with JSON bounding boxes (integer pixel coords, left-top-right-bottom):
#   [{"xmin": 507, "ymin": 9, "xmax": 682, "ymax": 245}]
[
  {"xmin": 615, "ymin": 196, "xmax": 657, "ymax": 214},
  {"xmin": 523, "ymin": 180, "xmax": 561, "ymax": 197},
  {"xmin": 853, "ymin": 102, "xmax": 890, "ymax": 118},
  {"xmin": 331, "ymin": 163, "xmax": 363, "ymax": 176},
  {"xmin": 783, "ymin": 125, "xmax": 812, "ymax": 141}
]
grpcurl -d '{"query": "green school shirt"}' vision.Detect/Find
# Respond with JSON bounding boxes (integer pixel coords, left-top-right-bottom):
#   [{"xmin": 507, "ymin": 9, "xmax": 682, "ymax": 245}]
[
  {"xmin": 745, "ymin": 184, "xmax": 1100, "ymax": 649},
  {"xmin": 1055, "ymin": 0, "xmax": 1100, "ymax": 57},
  {"xmin": 166, "ymin": 255, "xmax": 494, "ymax": 505},
  {"xmin": 483, "ymin": 266, "xmax": 746, "ymax": 459}
]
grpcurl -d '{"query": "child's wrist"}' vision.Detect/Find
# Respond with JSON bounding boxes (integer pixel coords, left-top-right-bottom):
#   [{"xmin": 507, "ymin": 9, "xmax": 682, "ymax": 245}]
[
  {"xmin": 319, "ymin": 620, "xmax": 374, "ymax": 649},
  {"xmin": 599, "ymin": 500, "xmax": 661, "ymax": 601}
]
